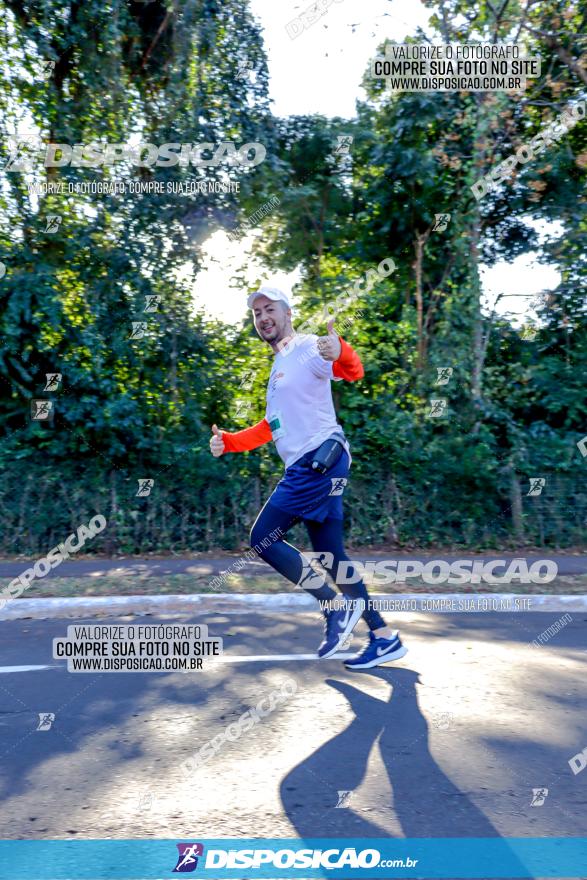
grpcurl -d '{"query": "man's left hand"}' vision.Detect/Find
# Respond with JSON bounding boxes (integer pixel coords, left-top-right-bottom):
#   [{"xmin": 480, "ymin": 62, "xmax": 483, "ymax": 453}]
[{"xmin": 316, "ymin": 319, "xmax": 341, "ymax": 361}]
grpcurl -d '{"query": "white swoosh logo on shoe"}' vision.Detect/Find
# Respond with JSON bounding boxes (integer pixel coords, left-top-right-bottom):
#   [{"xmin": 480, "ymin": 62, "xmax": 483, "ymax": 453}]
[
  {"xmin": 339, "ymin": 607, "xmax": 352, "ymax": 629},
  {"xmin": 376, "ymin": 642, "xmax": 399, "ymax": 656}
]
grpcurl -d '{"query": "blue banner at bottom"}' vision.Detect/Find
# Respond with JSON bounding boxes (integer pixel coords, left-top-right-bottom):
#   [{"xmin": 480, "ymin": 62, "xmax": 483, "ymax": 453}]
[{"xmin": 0, "ymin": 838, "xmax": 585, "ymax": 879}]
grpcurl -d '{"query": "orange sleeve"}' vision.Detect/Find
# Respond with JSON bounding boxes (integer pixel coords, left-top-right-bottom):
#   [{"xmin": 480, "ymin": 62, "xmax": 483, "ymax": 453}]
[
  {"xmin": 221, "ymin": 418, "xmax": 273, "ymax": 453},
  {"xmin": 332, "ymin": 337, "xmax": 364, "ymax": 381}
]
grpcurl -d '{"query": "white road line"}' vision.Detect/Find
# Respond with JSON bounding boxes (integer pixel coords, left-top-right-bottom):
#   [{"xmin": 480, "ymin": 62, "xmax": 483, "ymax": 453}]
[
  {"xmin": 216, "ymin": 653, "xmax": 355, "ymax": 662},
  {"xmin": 0, "ymin": 657, "xmax": 354, "ymax": 672}
]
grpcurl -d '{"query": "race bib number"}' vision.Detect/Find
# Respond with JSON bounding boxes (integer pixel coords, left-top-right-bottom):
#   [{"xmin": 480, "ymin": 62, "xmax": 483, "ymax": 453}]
[{"xmin": 268, "ymin": 412, "xmax": 285, "ymax": 441}]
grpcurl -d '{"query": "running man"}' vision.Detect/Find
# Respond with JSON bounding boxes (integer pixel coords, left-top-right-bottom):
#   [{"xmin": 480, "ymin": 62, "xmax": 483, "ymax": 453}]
[{"xmin": 209, "ymin": 286, "xmax": 407, "ymax": 669}]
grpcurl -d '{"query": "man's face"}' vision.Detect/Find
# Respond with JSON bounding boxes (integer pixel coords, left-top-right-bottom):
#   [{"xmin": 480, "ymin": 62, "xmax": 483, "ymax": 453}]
[{"xmin": 252, "ymin": 295, "xmax": 291, "ymax": 345}]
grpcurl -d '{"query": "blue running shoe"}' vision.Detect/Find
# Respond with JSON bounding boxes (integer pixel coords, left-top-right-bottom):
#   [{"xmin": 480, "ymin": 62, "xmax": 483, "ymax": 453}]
[
  {"xmin": 344, "ymin": 630, "xmax": 407, "ymax": 670},
  {"xmin": 317, "ymin": 597, "xmax": 365, "ymax": 659}
]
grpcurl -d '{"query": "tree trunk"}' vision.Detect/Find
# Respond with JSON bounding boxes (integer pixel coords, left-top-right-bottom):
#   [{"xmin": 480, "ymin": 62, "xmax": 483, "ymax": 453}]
[
  {"xmin": 509, "ymin": 464, "xmax": 524, "ymax": 543},
  {"xmin": 413, "ymin": 230, "xmax": 429, "ymax": 369},
  {"xmin": 106, "ymin": 470, "xmax": 118, "ymax": 555},
  {"xmin": 469, "ymin": 218, "xmax": 484, "ymax": 405}
]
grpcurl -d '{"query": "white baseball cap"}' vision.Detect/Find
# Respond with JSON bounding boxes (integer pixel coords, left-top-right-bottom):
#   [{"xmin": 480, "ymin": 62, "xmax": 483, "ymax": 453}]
[{"xmin": 247, "ymin": 286, "xmax": 292, "ymax": 310}]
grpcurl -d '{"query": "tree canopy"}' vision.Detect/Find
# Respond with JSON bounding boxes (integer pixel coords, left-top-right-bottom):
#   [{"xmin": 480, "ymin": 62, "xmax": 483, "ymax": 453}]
[{"xmin": 0, "ymin": 0, "xmax": 585, "ymax": 554}]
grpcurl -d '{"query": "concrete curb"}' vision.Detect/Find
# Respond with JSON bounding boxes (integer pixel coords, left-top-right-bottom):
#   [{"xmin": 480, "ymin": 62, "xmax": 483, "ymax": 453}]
[{"xmin": 1, "ymin": 592, "xmax": 586, "ymax": 620}]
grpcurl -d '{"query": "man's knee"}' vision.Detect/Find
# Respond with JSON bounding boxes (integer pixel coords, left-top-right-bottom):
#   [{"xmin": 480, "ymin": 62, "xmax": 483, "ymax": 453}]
[{"xmin": 250, "ymin": 521, "xmax": 273, "ymax": 556}]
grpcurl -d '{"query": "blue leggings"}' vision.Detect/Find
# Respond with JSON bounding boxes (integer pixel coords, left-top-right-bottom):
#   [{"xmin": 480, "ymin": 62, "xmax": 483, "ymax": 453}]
[{"xmin": 250, "ymin": 501, "xmax": 386, "ymax": 631}]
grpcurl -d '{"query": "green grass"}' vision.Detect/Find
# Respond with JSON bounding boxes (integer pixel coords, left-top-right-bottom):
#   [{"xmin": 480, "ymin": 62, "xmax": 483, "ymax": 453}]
[{"xmin": 2, "ymin": 572, "xmax": 587, "ymax": 600}]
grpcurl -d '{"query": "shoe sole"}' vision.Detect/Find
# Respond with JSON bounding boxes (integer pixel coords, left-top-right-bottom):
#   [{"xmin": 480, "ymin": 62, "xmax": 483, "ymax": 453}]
[
  {"xmin": 318, "ymin": 599, "xmax": 366, "ymax": 659},
  {"xmin": 344, "ymin": 644, "xmax": 408, "ymax": 670}
]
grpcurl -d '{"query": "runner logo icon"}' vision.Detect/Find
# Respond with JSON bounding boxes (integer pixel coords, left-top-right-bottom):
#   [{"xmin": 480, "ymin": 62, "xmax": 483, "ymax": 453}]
[
  {"xmin": 530, "ymin": 787, "xmax": 549, "ymax": 806},
  {"xmin": 329, "ymin": 477, "xmax": 347, "ymax": 496},
  {"xmin": 298, "ymin": 551, "xmax": 334, "ymax": 590},
  {"xmin": 173, "ymin": 843, "xmax": 204, "ymax": 872},
  {"xmin": 36, "ymin": 712, "xmax": 55, "ymax": 731}
]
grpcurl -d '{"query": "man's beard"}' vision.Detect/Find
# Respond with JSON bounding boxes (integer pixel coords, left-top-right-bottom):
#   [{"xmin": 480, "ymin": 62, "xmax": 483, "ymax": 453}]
[{"xmin": 261, "ymin": 324, "xmax": 283, "ymax": 342}]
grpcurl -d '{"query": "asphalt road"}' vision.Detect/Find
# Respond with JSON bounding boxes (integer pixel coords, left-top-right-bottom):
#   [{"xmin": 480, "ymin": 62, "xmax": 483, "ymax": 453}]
[
  {"xmin": 0, "ymin": 552, "xmax": 586, "ymax": 578},
  {"xmin": 0, "ymin": 606, "xmax": 585, "ymax": 849}
]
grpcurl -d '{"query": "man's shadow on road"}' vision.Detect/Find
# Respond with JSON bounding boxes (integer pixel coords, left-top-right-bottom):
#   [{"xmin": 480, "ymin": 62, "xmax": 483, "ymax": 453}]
[{"xmin": 280, "ymin": 668, "xmax": 509, "ymax": 840}]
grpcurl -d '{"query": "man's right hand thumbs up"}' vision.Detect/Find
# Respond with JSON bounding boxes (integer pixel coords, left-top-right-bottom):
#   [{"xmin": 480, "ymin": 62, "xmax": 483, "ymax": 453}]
[{"xmin": 209, "ymin": 424, "xmax": 225, "ymax": 458}]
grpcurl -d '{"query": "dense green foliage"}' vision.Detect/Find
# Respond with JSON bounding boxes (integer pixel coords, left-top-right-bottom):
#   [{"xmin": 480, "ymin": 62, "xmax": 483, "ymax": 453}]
[{"xmin": 0, "ymin": 0, "xmax": 585, "ymax": 554}]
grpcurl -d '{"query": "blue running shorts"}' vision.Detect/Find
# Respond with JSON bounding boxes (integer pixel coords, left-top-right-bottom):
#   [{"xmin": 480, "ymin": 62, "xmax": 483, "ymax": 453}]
[{"xmin": 268, "ymin": 447, "xmax": 350, "ymax": 522}]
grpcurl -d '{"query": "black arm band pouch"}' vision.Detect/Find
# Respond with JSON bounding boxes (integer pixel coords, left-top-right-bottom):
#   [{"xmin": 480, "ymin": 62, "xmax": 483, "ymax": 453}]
[{"xmin": 310, "ymin": 434, "xmax": 346, "ymax": 474}]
